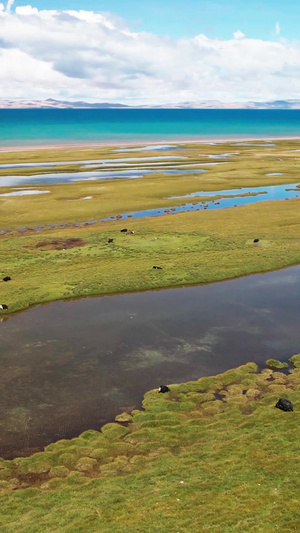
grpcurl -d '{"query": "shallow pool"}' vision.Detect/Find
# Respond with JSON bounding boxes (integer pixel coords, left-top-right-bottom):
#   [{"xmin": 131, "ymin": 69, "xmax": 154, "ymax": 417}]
[{"xmin": 0, "ymin": 168, "xmax": 207, "ymax": 187}]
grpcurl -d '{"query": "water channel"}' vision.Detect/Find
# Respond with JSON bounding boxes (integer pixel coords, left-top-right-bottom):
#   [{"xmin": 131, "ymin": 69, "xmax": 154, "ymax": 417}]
[{"xmin": 1, "ymin": 265, "xmax": 300, "ymax": 458}]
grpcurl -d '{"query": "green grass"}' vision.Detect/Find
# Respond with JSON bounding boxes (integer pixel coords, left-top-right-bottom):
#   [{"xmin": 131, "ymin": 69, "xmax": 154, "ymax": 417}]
[
  {"xmin": 2, "ymin": 197, "xmax": 300, "ymax": 313},
  {"xmin": 0, "ymin": 359, "xmax": 300, "ymax": 532},
  {"xmin": 2, "ymin": 138, "xmax": 300, "ymax": 313}
]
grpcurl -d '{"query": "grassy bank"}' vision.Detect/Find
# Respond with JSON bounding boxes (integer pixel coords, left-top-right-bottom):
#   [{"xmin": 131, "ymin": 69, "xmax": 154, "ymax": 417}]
[
  {"xmin": 2, "ymin": 139, "xmax": 300, "ymax": 313},
  {"xmin": 1, "ymin": 356, "xmax": 300, "ymax": 532},
  {"xmin": 2, "ymin": 197, "xmax": 300, "ymax": 313}
]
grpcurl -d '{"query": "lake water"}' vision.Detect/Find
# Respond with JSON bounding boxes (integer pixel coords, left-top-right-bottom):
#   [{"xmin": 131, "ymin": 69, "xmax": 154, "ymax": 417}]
[
  {"xmin": 1, "ymin": 265, "xmax": 300, "ymax": 458},
  {"xmin": 1, "ymin": 109, "xmax": 300, "ymax": 146}
]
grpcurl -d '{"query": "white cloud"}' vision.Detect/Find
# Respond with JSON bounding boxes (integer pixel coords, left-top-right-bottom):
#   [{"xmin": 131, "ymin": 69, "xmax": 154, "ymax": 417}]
[
  {"xmin": 276, "ymin": 22, "xmax": 280, "ymax": 35},
  {"xmin": 15, "ymin": 5, "xmax": 38, "ymax": 15},
  {"xmin": 233, "ymin": 30, "xmax": 245, "ymax": 39},
  {"xmin": 0, "ymin": 5, "xmax": 299, "ymax": 104},
  {"xmin": 5, "ymin": 0, "xmax": 14, "ymax": 12}
]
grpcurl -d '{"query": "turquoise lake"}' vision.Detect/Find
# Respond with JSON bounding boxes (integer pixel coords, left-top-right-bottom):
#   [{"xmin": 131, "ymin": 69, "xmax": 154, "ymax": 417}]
[{"xmin": 2, "ymin": 109, "xmax": 300, "ymax": 146}]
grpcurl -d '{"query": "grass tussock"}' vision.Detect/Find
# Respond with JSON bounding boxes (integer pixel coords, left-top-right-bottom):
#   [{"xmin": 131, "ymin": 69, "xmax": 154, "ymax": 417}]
[{"xmin": 0, "ymin": 359, "xmax": 299, "ymax": 531}]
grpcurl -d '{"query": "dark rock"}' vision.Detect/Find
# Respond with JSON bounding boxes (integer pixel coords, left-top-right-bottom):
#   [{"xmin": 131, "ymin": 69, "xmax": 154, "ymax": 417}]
[
  {"xmin": 153, "ymin": 266, "xmax": 163, "ymax": 270},
  {"xmin": 120, "ymin": 229, "xmax": 127, "ymax": 233},
  {"xmin": 3, "ymin": 277, "xmax": 11, "ymax": 282},
  {"xmin": 158, "ymin": 385, "xmax": 170, "ymax": 393},
  {"xmin": 275, "ymin": 398, "xmax": 293, "ymax": 412},
  {"xmin": 0, "ymin": 304, "xmax": 8, "ymax": 310},
  {"xmin": 253, "ymin": 239, "xmax": 260, "ymax": 243}
]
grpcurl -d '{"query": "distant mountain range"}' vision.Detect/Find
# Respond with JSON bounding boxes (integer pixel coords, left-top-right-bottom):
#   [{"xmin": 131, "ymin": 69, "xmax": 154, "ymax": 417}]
[{"xmin": 2, "ymin": 98, "xmax": 300, "ymax": 109}]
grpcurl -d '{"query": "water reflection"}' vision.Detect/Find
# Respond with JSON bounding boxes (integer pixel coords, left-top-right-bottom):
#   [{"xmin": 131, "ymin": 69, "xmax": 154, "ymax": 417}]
[
  {"xmin": 0, "ymin": 155, "xmax": 186, "ymax": 170},
  {"xmin": 0, "ymin": 190, "xmax": 50, "ymax": 197},
  {"xmin": 114, "ymin": 145, "xmax": 181, "ymax": 152},
  {"xmin": 2, "ymin": 265, "xmax": 300, "ymax": 458},
  {"xmin": 1, "ymin": 182, "xmax": 299, "ymax": 236},
  {"xmin": 0, "ymin": 168, "xmax": 206, "ymax": 187},
  {"xmin": 206, "ymin": 152, "xmax": 238, "ymax": 158},
  {"xmin": 104, "ymin": 182, "xmax": 300, "ymax": 221}
]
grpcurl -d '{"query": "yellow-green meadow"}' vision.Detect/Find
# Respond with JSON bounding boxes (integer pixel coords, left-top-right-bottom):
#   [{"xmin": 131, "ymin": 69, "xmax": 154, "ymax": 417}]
[{"xmin": 1, "ymin": 139, "xmax": 300, "ymax": 313}]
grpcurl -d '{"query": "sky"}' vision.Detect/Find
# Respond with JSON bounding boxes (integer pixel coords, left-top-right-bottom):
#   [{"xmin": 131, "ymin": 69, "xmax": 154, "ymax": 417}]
[{"xmin": 1, "ymin": 0, "xmax": 300, "ymax": 104}]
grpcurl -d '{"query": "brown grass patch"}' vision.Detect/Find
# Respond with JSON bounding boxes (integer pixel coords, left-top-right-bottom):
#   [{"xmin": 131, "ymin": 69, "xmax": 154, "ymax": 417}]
[{"xmin": 34, "ymin": 238, "xmax": 85, "ymax": 250}]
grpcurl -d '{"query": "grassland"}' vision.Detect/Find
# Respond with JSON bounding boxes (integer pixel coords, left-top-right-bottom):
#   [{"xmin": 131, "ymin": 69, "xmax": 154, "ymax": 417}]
[
  {"xmin": 1, "ymin": 356, "xmax": 300, "ymax": 532},
  {"xmin": 2, "ymin": 139, "xmax": 300, "ymax": 313}
]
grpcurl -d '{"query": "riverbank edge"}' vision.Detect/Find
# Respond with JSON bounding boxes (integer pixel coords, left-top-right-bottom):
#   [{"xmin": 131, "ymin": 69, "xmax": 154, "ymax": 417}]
[
  {"xmin": 3, "ymin": 257, "xmax": 300, "ymax": 319},
  {"xmin": 1, "ymin": 354, "xmax": 299, "ymax": 461},
  {"xmin": 1, "ymin": 357, "xmax": 300, "ymax": 531}
]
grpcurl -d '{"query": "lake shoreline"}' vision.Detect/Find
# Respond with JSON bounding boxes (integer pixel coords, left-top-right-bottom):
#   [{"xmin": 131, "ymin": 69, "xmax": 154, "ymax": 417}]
[
  {"xmin": 3, "ymin": 248, "xmax": 300, "ymax": 320},
  {"xmin": 1, "ymin": 355, "xmax": 300, "ymax": 533},
  {"xmin": 1, "ymin": 134, "xmax": 300, "ymax": 152}
]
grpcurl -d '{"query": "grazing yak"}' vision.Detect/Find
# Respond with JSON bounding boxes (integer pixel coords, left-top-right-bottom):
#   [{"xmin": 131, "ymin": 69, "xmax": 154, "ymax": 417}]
[
  {"xmin": 0, "ymin": 304, "xmax": 8, "ymax": 310},
  {"xmin": 107, "ymin": 238, "xmax": 114, "ymax": 243},
  {"xmin": 253, "ymin": 239, "xmax": 260, "ymax": 243},
  {"xmin": 158, "ymin": 385, "xmax": 170, "ymax": 393},
  {"xmin": 3, "ymin": 277, "xmax": 11, "ymax": 282},
  {"xmin": 275, "ymin": 398, "xmax": 293, "ymax": 412},
  {"xmin": 153, "ymin": 266, "xmax": 163, "ymax": 270}
]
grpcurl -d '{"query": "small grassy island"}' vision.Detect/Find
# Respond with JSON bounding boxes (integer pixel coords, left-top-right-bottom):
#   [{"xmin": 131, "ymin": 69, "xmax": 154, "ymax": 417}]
[{"xmin": 0, "ymin": 357, "xmax": 300, "ymax": 532}]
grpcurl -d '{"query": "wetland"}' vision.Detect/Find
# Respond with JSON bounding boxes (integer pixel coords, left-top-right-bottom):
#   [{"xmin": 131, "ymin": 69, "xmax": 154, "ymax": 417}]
[
  {"xmin": 2, "ymin": 138, "xmax": 300, "ymax": 454},
  {"xmin": 3, "ymin": 139, "xmax": 300, "ymax": 314},
  {"xmin": 2, "ymin": 137, "xmax": 300, "ymax": 532}
]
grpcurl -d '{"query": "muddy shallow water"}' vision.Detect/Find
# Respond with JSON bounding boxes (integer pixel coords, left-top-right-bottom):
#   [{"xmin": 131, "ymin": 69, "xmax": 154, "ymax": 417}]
[{"xmin": 1, "ymin": 265, "xmax": 300, "ymax": 458}]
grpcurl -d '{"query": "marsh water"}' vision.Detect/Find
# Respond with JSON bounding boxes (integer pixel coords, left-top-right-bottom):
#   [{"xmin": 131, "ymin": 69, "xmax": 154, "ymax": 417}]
[
  {"xmin": 1, "ymin": 182, "xmax": 300, "ymax": 236},
  {"xmin": 0, "ymin": 155, "xmax": 187, "ymax": 170},
  {"xmin": 2, "ymin": 265, "xmax": 300, "ymax": 458},
  {"xmin": 0, "ymin": 168, "xmax": 207, "ymax": 187},
  {"xmin": 104, "ymin": 182, "xmax": 300, "ymax": 221}
]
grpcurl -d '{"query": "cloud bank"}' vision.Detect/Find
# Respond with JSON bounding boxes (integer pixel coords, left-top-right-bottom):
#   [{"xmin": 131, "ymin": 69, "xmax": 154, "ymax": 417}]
[{"xmin": 0, "ymin": 5, "xmax": 299, "ymax": 104}]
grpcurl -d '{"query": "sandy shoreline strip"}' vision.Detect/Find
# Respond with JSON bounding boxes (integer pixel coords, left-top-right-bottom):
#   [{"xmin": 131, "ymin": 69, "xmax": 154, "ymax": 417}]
[{"xmin": 1, "ymin": 135, "xmax": 300, "ymax": 152}]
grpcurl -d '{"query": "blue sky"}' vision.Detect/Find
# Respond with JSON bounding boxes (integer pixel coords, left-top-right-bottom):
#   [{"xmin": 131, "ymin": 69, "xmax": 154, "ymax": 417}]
[{"xmin": 9, "ymin": 0, "xmax": 300, "ymax": 40}]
